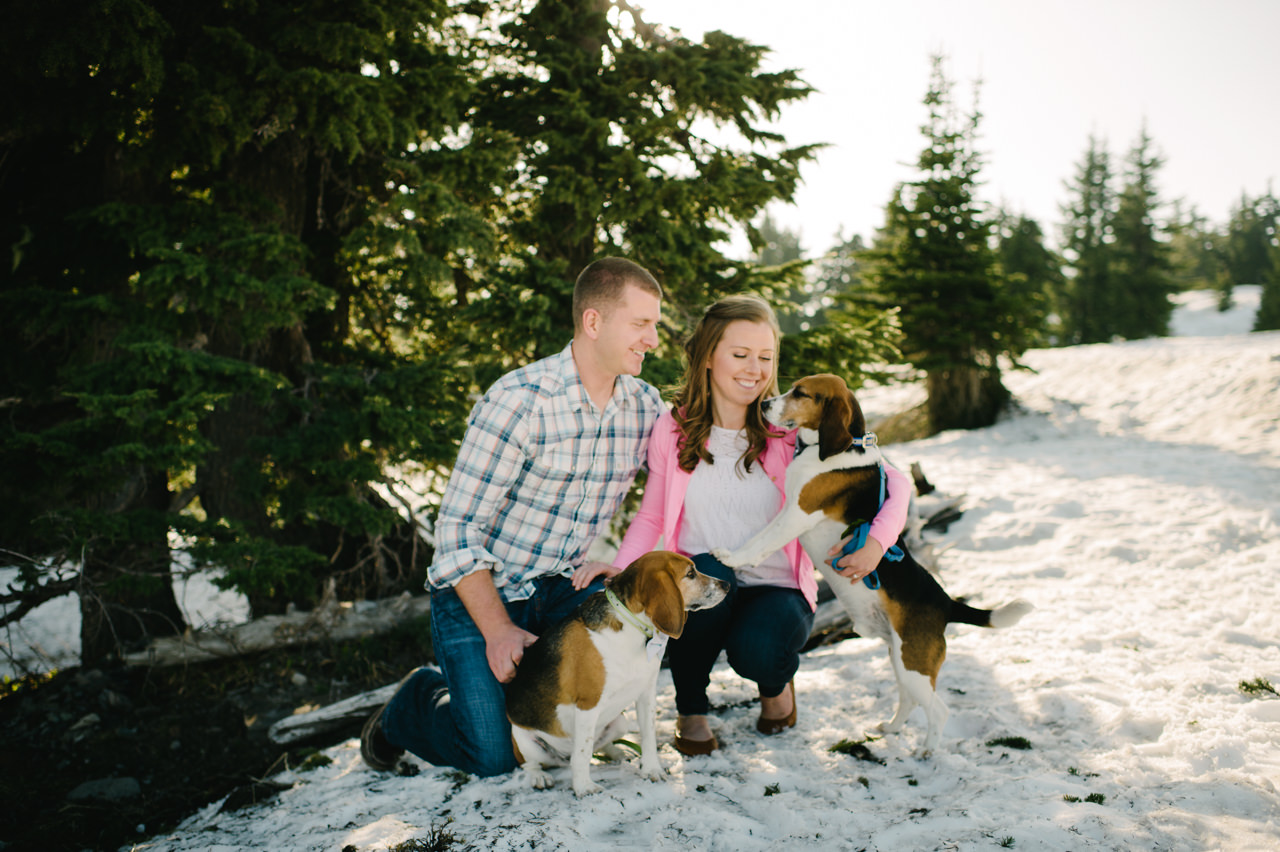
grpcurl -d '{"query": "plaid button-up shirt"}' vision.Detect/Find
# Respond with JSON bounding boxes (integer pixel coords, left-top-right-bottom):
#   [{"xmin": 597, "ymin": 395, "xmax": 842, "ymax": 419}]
[{"xmin": 428, "ymin": 343, "xmax": 665, "ymax": 601}]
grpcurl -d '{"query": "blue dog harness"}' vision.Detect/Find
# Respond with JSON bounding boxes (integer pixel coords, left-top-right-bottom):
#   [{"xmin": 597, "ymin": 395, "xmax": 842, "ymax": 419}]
[{"xmin": 829, "ymin": 442, "xmax": 904, "ymax": 589}]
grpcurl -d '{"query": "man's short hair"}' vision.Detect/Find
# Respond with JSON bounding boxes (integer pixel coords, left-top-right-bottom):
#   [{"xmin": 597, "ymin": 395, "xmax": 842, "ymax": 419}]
[{"xmin": 573, "ymin": 257, "xmax": 663, "ymax": 333}]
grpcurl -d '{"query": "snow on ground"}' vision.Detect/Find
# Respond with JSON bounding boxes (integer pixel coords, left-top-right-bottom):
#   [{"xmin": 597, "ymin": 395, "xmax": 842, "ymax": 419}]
[{"xmin": 9, "ymin": 288, "xmax": 1280, "ymax": 851}]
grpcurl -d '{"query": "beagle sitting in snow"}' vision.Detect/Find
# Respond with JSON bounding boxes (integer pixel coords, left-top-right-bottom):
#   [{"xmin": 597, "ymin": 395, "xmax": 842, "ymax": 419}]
[
  {"xmin": 714, "ymin": 374, "xmax": 1032, "ymax": 755},
  {"xmin": 506, "ymin": 551, "xmax": 728, "ymax": 795}
]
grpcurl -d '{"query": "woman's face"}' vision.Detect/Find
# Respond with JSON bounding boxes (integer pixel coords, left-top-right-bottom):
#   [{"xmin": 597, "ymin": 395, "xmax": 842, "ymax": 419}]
[{"xmin": 706, "ymin": 320, "xmax": 776, "ymax": 426}]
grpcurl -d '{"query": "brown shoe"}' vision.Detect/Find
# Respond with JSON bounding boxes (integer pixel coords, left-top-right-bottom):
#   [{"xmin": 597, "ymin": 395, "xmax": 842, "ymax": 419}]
[
  {"xmin": 360, "ymin": 705, "xmax": 404, "ymax": 771},
  {"xmin": 673, "ymin": 732, "xmax": 720, "ymax": 756},
  {"xmin": 756, "ymin": 679, "xmax": 797, "ymax": 735},
  {"xmin": 361, "ymin": 666, "xmax": 426, "ymax": 772}
]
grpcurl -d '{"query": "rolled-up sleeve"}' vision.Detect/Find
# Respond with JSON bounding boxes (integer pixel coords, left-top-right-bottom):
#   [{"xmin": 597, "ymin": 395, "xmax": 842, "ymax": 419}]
[{"xmin": 428, "ymin": 389, "xmax": 531, "ymax": 590}]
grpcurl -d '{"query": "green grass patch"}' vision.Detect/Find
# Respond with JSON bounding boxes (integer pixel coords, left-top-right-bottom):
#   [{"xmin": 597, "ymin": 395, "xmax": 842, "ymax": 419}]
[
  {"xmin": 829, "ymin": 737, "xmax": 886, "ymax": 764},
  {"xmin": 1063, "ymin": 793, "xmax": 1107, "ymax": 805},
  {"xmin": 986, "ymin": 736, "xmax": 1032, "ymax": 750}
]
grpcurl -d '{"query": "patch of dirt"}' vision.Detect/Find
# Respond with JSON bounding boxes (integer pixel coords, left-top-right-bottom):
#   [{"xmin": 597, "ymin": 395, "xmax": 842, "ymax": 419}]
[{"xmin": 0, "ymin": 617, "xmax": 433, "ymax": 852}]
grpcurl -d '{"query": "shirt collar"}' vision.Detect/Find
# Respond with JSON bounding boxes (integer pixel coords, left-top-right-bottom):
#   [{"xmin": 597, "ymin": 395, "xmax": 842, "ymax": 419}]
[{"xmin": 561, "ymin": 341, "xmax": 632, "ymax": 416}]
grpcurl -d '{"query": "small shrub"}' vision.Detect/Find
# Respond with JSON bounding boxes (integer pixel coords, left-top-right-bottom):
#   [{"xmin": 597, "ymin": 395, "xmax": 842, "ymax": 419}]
[
  {"xmin": 999, "ymin": 837, "xmax": 1016, "ymax": 848},
  {"xmin": 1239, "ymin": 677, "xmax": 1278, "ymax": 697},
  {"xmin": 392, "ymin": 821, "xmax": 463, "ymax": 851},
  {"xmin": 986, "ymin": 736, "xmax": 1032, "ymax": 750},
  {"xmin": 764, "ymin": 783, "xmax": 781, "ymax": 797}
]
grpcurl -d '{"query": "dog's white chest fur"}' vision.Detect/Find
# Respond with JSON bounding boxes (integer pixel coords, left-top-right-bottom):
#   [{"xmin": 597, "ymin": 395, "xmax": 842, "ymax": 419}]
[
  {"xmin": 542, "ymin": 627, "xmax": 660, "ymax": 758},
  {"xmin": 511, "ymin": 622, "xmax": 664, "ymax": 796}
]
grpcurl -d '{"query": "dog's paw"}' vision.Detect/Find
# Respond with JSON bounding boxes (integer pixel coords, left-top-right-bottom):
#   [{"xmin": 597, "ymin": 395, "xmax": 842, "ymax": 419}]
[
  {"xmin": 639, "ymin": 762, "xmax": 664, "ymax": 782},
  {"xmin": 712, "ymin": 547, "xmax": 746, "ymax": 567},
  {"xmin": 572, "ymin": 779, "xmax": 603, "ymax": 797},
  {"xmin": 524, "ymin": 766, "xmax": 554, "ymax": 790}
]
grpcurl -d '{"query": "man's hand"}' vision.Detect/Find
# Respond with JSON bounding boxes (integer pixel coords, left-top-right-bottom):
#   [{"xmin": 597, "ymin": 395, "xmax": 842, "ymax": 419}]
[
  {"xmin": 827, "ymin": 535, "xmax": 885, "ymax": 583},
  {"xmin": 485, "ymin": 622, "xmax": 538, "ymax": 683},
  {"xmin": 453, "ymin": 570, "xmax": 538, "ymax": 682},
  {"xmin": 571, "ymin": 560, "xmax": 617, "ymax": 590}
]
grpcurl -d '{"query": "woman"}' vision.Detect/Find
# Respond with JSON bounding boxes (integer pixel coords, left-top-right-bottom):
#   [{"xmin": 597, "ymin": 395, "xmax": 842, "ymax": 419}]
[{"xmin": 574, "ymin": 295, "xmax": 910, "ymax": 754}]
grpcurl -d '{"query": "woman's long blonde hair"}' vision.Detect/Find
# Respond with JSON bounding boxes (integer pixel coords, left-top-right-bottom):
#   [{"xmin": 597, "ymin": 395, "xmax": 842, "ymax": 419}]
[{"xmin": 672, "ymin": 294, "xmax": 783, "ymax": 474}]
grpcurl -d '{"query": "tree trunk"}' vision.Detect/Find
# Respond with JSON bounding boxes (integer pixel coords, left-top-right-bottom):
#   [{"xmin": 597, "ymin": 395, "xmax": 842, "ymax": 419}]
[{"xmin": 925, "ymin": 358, "xmax": 1008, "ymax": 433}]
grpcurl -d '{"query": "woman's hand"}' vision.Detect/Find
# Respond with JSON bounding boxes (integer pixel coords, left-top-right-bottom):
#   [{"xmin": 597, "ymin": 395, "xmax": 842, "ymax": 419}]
[
  {"xmin": 827, "ymin": 535, "xmax": 885, "ymax": 584},
  {"xmin": 571, "ymin": 560, "xmax": 618, "ymax": 590}
]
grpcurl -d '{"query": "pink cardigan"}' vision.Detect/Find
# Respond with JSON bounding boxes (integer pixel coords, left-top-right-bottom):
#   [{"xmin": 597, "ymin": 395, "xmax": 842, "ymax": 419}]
[{"xmin": 613, "ymin": 409, "xmax": 911, "ymax": 611}]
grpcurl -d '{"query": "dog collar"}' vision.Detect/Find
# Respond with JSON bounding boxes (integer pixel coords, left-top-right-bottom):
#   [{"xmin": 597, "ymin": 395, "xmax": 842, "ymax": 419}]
[
  {"xmin": 795, "ymin": 431, "xmax": 878, "ymax": 458},
  {"xmin": 852, "ymin": 432, "xmax": 878, "ymax": 449},
  {"xmin": 605, "ymin": 587, "xmax": 655, "ymax": 639}
]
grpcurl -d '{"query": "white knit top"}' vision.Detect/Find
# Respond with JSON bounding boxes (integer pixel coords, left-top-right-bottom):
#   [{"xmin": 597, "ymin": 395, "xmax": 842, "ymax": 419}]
[{"xmin": 680, "ymin": 425, "xmax": 796, "ymax": 589}]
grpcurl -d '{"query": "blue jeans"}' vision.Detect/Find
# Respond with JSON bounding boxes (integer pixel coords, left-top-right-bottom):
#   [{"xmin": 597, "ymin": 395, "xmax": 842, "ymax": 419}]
[
  {"xmin": 669, "ymin": 553, "xmax": 815, "ymax": 716},
  {"xmin": 379, "ymin": 573, "xmax": 604, "ymax": 777}
]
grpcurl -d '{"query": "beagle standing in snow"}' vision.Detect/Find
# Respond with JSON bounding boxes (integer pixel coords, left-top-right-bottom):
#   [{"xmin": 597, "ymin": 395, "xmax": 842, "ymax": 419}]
[
  {"xmin": 506, "ymin": 551, "xmax": 728, "ymax": 795},
  {"xmin": 714, "ymin": 374, "xmax": 1032, "ymax": 754}
]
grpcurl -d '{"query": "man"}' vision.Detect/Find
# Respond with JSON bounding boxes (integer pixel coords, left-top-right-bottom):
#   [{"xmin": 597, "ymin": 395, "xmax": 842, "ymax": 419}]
[{"xmin": 361, "ymin": 257, "xmax": 665, "ymax": 777}]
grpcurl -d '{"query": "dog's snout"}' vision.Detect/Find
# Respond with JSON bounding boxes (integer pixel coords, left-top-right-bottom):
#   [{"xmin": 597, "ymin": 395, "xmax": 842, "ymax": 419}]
[{"xmin": 696, "ymin": 576, "xmax": 729, "ymax": 610}]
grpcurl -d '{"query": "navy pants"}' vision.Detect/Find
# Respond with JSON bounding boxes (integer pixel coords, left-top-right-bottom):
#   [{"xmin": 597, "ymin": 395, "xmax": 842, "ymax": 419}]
[{"xmin": 669, "ymin": 553, "xmax": 814, "ymax": 716}]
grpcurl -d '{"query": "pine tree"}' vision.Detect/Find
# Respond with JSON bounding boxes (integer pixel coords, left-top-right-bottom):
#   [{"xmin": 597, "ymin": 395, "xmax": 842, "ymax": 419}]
[
  {"xmin": 1, "ymin": 0, "xmax": 488, "ymax": 658},
  {"xmin": 861, "ymin": 56, "xmax": 1019, "ymax": 433},
  {"xmin": 1223, "ymin": 191, "xmax": 1279, "ymax": 287},
  {"xmin": 444, "ymin": 0, "xmax": 822, "ymax": 395},
  {"xmin": 755, "ymin": 211, "xmax": 806, "ymax": 269},
  {"xmin": 781, "ymin": 228, "xmax": 903, "ymax": 389},
  {"xmin": 1235, "ymin": 191, "xmax": 1280, "ymax": 331},
  {"xmin": 1167, "ymin": 201, "xmax": 1228, "ymax": 301},
  {"xmin": 1110, "ymin": 127, "xmax": 1175, "ymax": 338},
  {"xmin": 0, "ymin": 0, "xmax": 826, "ymax": 663},
  {"xmin": 1057, "ymin": 136, "xmax": 1116, "ymax": 344},
  {"xmin": 994, "ymin": 211, "xmax": 1058, "ymax": 348}
]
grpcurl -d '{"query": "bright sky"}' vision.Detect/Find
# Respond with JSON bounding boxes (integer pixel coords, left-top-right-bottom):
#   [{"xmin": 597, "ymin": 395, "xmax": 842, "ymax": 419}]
[{"xmin": 636, "ymin": 0, "xmax": 1279, "ymax": 253}]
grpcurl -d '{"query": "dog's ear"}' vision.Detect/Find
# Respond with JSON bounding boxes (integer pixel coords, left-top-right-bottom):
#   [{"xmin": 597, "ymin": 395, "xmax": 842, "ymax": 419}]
[
  {"xmin": 846, "ymin": 386, "xmax": 867, "ymax": 440},
  {"xmin": 641, "ymin": 562, "xmax": 688, "ymax": 638},
  {"xmin": 818, "ymin": 390, "xmax": 856, "ymax": 460}
]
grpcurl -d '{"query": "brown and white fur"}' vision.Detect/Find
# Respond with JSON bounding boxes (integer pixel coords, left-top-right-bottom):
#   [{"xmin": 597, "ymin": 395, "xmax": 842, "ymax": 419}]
[
  {"xmin": 714, "ymin": 374, "xmax": 1032, "ymax": 755},
  {"xmin": 506, "ymin": 551, "xmax": 728, "ymax": 795}
]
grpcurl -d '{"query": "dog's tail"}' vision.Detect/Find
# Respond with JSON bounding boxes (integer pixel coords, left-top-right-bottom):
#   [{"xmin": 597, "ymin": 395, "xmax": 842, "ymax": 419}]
[{"xmin": 948, "ymin": 598, "xmax": 1034, "ymax": 629}]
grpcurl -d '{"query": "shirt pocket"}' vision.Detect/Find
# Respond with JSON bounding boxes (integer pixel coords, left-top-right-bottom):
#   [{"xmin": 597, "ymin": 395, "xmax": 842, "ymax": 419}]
[{"xmin": 536, "ymin": 440, "xmax": 591, "ymax": 476}]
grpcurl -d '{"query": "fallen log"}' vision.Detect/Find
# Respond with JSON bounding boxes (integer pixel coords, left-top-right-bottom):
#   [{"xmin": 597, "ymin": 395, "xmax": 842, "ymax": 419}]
[
  {"xmin": 269, "ymin": 681, "xmax": 399, "ymax": 745},
  {"xmin": 266, "ymin": 593, "xmax": 859, "ymax": 746},
  {"xmin": 121, "ymin": 591, "xmax": 432, "ymax": 669}
]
